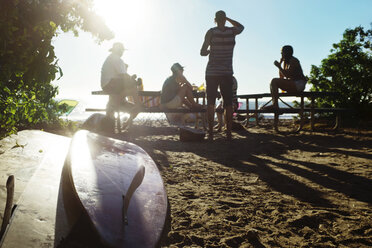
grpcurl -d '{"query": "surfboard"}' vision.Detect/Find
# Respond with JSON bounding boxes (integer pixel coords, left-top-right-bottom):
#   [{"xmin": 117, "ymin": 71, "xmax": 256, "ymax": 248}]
[
  {"xmin": 63, "ymin": 130, "xmax": 169, "ymax": 247},
  {"xmin": 0, "ymin": 131, "xmax": 72, "ymax": 247}
]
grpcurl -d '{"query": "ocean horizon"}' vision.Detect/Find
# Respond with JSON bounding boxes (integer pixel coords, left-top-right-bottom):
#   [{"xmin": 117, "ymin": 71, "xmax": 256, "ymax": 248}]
[{"xmin": 58, "ymin": 96, "xmax": 298, "ymax": 123}]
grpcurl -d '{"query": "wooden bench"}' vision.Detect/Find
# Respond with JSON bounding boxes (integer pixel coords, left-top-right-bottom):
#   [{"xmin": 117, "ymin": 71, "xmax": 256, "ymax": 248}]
[
  {"xmin": 86, "ymin": 90, "xmax": 207, "ymax": 132},
  {"xmin": 236, "ymin": 92, "xmax": 350, "ymax": 132}
]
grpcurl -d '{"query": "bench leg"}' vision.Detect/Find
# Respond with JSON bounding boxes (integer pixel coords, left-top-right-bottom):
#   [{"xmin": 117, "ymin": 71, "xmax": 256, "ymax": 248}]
[
  {"xmin": 310, "ymin": 97, "xmax": 315, "ymax": 130},
  {"xmin": 332, "ymin": 112, "xmax": 340, "ymax": 130},
  {"xmin": 245, "ymin": 98, "xmax": 250, "ymax": 127},
  {"xmin": 274, "ymin": 113, "xmax": 279, "ymax": 132},
  {"xmin": 255, "ymin": 98, "xmax": 259, "ymax": 126},
  {"xmin": 296, "ymin": 96, "xmax": 304, "ymax": 132}
]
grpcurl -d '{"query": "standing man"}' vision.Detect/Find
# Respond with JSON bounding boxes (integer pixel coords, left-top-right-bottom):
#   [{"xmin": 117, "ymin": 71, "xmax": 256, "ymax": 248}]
[
  {"xmin": 200, "ymin": 10, "xmax": 244, "ymax": 140},
  {"xmin": 101, "ymin": 42, "xmax": 141, "ymax": 127}
]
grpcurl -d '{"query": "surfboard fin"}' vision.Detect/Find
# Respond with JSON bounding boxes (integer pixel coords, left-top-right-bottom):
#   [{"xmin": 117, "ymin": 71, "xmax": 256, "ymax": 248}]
[
  {"xmin": 122, "ymin": 165, "xmax": 145, "ymax": 225},
  {"xmin": 0, "ymin": 175, "xmax": 15, "ymax": 241}
]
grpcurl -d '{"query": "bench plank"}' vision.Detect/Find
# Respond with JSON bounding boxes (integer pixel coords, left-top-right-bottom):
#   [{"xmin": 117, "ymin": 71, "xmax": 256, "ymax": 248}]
[
  {"xmin": 86, "ymin": 107, "xmax": 206, "ymax": 113},
  {"xmin": 87, "ymin": 90, "xmax": 207, "ymax": 132}
]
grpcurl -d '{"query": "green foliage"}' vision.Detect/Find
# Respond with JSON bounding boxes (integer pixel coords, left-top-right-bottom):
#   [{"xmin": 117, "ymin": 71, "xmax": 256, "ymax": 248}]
[
  {"xmin": 0, "ymin": 0, "xmax": 114, "ymax": 138},
  {"xmin": 308, "ymin": 26, "xmax": 372, "ymax": 119}
]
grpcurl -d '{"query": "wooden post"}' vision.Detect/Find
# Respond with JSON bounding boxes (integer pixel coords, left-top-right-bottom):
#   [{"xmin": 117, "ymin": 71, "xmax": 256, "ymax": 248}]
[
  {"xmin": 333, "ymin": 111, "xmax": 340, "ymax": 130},
  {"xmin": 297, "ymin": 96, "xmax": 305, "ymax": 132},
  {"xmin": 255, "ymin": 98, "xmax": 259, "ymax": 126},
  {"xmin": 311, "ymin": 97, "xmax": 315, "ymax": 130},
  {"xmin": 245, "ymin": 98, "xmax": 249, "ymax": 127}
]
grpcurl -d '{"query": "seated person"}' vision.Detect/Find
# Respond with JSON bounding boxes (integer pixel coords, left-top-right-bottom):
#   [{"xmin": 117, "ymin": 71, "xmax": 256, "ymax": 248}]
[
  {"xmin": 101, "ymin": 42, "xmax": 142, "ymax": 126},
  {"xmin": 215, "ymin": 76, "xmax": 238, "ymax": 132},
  {"xmin": 266, "ymin": 45, "xmax": 307, "ymax": 110},
  {"xmin": 160, "ymin": 63, "xmax": 203, "ymax": 110}
]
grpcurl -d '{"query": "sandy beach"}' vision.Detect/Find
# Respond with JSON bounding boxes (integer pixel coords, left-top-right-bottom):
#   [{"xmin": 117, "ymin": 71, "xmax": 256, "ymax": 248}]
[
  {"xmin": 1, "ymin": 118, "xmax": 371, "ymax": 247},
  {"xmin": 114, "ymin": 119, "xmax": 372, "ymax": 247}
]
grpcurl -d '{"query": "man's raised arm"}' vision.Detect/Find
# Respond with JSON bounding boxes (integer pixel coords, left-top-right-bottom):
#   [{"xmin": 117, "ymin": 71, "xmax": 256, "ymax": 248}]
[{"xmin": 226, "ymin": 17, "xmax": 244, "ymax": 34}]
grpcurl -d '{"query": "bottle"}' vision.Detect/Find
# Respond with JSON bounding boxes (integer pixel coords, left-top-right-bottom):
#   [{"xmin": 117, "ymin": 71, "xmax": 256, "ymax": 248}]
[{"xmin": 198, "ymin": 83, "xmax": 205, "ymax": 92}]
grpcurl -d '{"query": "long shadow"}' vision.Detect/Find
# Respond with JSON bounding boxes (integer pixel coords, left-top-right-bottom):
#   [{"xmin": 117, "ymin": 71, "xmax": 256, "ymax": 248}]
[
  {"xmin": 237, "ymin": 128, "xmax": 372, "ymax": 160},
  {"xmin": 122, "ymin": 124, "xmax": 372, "ymax": 208},
  {"xmin": 239, "ymin": 155, "xmax": 333, "ymax": 207},
  {"xmin": 129, "ymin": 134, "xmax": 333, "ymax": 207},
  {"xmin": 266, "ymin": 155, "xmax": 372, "ymax": 204},
  {"xmin": 227, "ymin": 129, "xmax": 372, "ymax": 205}
]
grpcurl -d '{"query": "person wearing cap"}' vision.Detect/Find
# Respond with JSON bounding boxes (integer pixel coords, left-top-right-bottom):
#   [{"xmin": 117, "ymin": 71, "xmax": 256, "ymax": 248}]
[
  {"xmin": 200, "ymin": 10, "xmax": 244, "ymax": 140},
  {"xmin": 160, "ymin": 63, "xmax": 203, "ymax": 110},
  {"xmin": 101, "ymin": 42, "xmax": 141, "ymax": 126}
]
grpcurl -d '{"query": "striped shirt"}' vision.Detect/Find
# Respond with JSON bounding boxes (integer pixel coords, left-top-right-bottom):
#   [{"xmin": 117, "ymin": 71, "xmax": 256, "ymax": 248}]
[{"xmin": 206, "ymin": 27, "xmax": 242, "ymax": 76}]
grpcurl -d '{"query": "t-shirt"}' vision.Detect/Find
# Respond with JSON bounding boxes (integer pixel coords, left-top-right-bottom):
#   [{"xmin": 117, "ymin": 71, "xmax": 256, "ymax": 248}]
[
  {"xmin": 206, "ymin": 26, "xmax": 243, "ymax": 76},
  {"xmin": 161, "ymin": 75, "xmax": 179, "ymax": 104},
  {"xmin": 282, "ymin": 57, "xmax": 306, "ymax": 81},
  {"xmin": 101, "ymin": 53, "xmax": 128, "ymax": 89}
]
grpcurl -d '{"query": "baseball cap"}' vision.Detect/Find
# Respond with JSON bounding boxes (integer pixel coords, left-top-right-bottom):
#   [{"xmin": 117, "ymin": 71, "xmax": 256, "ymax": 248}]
[{"xmin": 171, "ymin": 63, "xmax": 184, "ymax": 73}]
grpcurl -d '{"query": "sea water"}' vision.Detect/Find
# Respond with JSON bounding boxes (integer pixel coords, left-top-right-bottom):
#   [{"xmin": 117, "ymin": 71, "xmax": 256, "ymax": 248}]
[{"xmin": 58, "ymin": 96, "xmax": 298, "ymax": 123}]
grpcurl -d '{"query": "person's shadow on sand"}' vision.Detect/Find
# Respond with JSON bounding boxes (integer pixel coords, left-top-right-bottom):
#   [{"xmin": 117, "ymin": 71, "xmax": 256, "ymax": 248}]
[{"xmin": 126, "ymin": 124, "xmax": 372, "ymax": 207}]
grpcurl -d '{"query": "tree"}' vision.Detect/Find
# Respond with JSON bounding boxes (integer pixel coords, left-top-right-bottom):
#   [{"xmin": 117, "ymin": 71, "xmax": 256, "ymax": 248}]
[
  {"xmin": 308, "ymin": 26, "xmax": 372, "ymax": 120},
  {"xmin": 0, "ymin": 0, "xmax": 114, "ymax": 136}
]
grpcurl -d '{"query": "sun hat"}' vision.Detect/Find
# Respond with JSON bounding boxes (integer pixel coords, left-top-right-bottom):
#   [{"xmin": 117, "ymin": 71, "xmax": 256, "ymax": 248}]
[
  {"xmin": 109, "ymin": 42, "xmax": 125, "ymax": 52},
  {"xmin": 171, "ymin": 63, "xmax": 184, "ymax": 73}
]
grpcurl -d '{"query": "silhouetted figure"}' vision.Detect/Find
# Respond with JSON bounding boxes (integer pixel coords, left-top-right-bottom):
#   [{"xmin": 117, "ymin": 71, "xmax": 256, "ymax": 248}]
[
  {"xmin": 101, "ymin": 42, "xmax": 141, "ymax": 126},
  {"xmin": 160, "ymin": 63, "xmax": 203, "ymax": 110},
  {"xmin": 200, "ymin": 10, "xmax": 244, "ymax": 140},
  {"xmin": 215, "ymin": 76, "xmax": 238, "ymax": 132},
  {"xmin": 268, "ymin": 45, "xmax": 307, "ymax": 109}
]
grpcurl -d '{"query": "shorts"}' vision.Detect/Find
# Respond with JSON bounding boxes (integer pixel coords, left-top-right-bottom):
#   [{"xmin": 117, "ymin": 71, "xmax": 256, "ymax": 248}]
[
  {"xmin": 295, "ymin": 79, "xmax": 307, "ymax": 92},
  {"xmin": 206, "ymin": 75, "xmax": 233, "ymax": 107},
  {"xmin": 163, "ymin": 95, "xmax": 182, "ymax": 109},
  {"xmin": 102, "ymin": 75, "xmax": 136, "ymax": 95}
]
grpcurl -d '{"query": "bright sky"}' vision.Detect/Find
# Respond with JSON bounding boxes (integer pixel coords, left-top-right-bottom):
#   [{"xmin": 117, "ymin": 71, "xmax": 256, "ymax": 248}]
[{"xmin": 53, "ymin": 0, "xmax": 372, "ymax": 100}]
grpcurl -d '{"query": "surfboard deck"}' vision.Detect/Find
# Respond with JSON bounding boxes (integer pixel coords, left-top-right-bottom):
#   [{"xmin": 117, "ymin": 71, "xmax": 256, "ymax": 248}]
[
  {"xmin": 64, "ymin": 130, "xmax": 169, "ymax": 247},
  {"xmin": 0, "ymin": 131, "xmax": 71, "ymax": 247}
]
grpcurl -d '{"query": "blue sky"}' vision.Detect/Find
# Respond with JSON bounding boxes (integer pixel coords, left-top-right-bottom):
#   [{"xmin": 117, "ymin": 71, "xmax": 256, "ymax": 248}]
[{"xmin": 53, "ymin": 0, "xmax": 372, "ymax": 100}]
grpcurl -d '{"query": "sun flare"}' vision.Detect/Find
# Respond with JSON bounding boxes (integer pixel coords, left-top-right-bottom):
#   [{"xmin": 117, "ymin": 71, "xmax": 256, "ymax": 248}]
[{"xmin": 93, "ymin": 0, "xmax": 150, "ymax": 42}]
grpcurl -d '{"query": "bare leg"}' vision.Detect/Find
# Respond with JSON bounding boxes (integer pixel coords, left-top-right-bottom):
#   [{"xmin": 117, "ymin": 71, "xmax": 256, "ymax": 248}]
[
  {"xmin": 215, "ymin": 112, "xmax": 223, "ymax": 131},
  {"xmin": 122, "ymin": 87, "xmax": 142, "ymax": 129},
  {"xmin": 270, "ymin": 78, "xmax": 297, "ymax": 108},
  {"xmin": 207, "ymin": 104, "xmax": 215, "ymax": 139},
  {"xmin": 184, "ymin": 87, "xmax": 201, "ymax": 108},
  {"xmin": 107, "ymin": 95, "xmax": 122, "ymax": 119},
  {"xmin": 224, "ymin": 105, "xmax": 233, "ymax": 139},
  {"xmin": 177, "ymin": 85, "xmax": 202, "ymax": 109}
]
